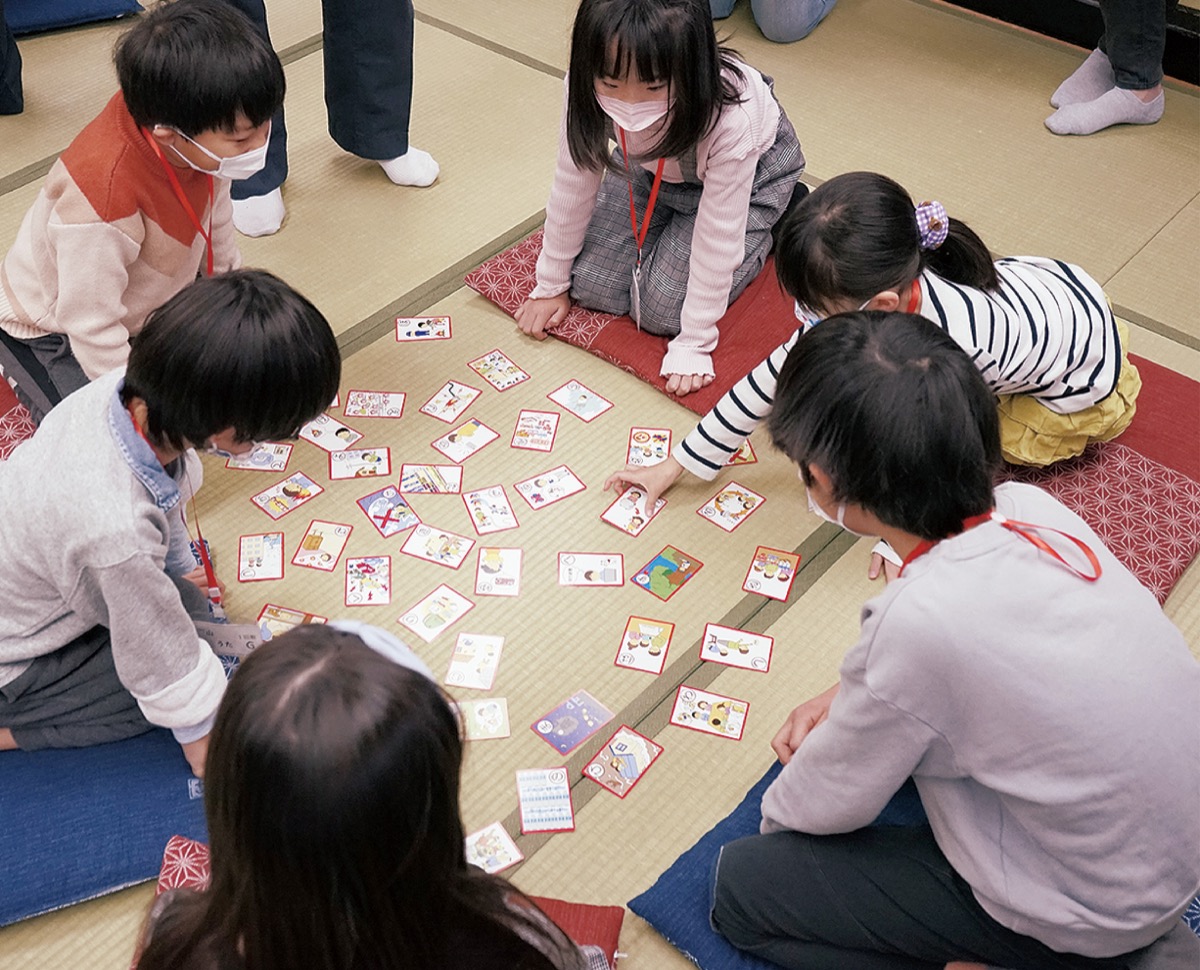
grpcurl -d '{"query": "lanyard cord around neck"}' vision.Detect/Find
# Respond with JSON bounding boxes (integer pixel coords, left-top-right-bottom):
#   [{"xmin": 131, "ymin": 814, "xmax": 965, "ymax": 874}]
[
  {"xmin": 141, "ymin": 128, "xmax": 214, "ymax": 276},
  {"xmin": 617, "ymin": 128, "xmax": 666, "ymax": 266}
]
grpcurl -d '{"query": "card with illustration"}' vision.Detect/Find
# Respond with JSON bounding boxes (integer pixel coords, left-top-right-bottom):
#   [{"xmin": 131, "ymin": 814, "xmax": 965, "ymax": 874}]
[
  {"xmin": 298, "ymin": 413, "xmax": 363, "ymax": 452},
  {"xmin": 742, "ymin": 546, "xmax": 800, "ymax": 601},
  {"xmin": 727, "ymin": 439, "xmax": 757, "ymax": 466},
  {"xmin": 701, "ymin": 623, "xmax": 774, "ymax": 673},
  {"xmin": 614, "ymin": 615, "xmax": 674, "ymax": 675},
  {"xmin": 291, "ymin": 520, "xmax": 352, "ymax": 572},
  {"xmin": 431, "ymin": 418, "xmax": 499, "ymax": 464},
  {"xmin": 513, "ymin": 464, "xmax": 586, "ymax": 510},
  {"xmin": 251, "ymin": 472, "xmax": 323, "ymax": 520},
  {"xmin": 547, "ymin": 379, "xmax": 614, "ymax": 422},
  {"xmin": 462, "ymin": 485, "xmax": 519, "ymax": 536},
  {"xmin": 419, "ymin": 380, "xmax": 481, "ymax": 423},
  {"xmin": 467, "ymin": 349, "xmax": 530, "ymax": 392},
  {"xmin": 396, "ymin": 314, "xmax": 452, "ymax": 342},
  {"xmin": 237, "ymin": 532, "xmax": 283, "ymax": 582},
  {"xmin": 583, "ymin": 725, "xmax": 663, "ymax": 799},
  {"xmin": 356, "ymin": 485, "xmax": 419, "ymax": 538},
  {"xmin": 401, "ymin": 523, "xmax": 475, "ymax": 569},
  {"xmin": 345, "ymin": 555, "xmax": 391, "ymax": 606},
  {"xmin": 445, "ymin": 633, "xmax": 504, "ymax": 690},
  {"xmin": 632, "ymin": 546, "xmax": 703, "ymax": 601},
  {"xmin": 626, "ymin": 427, "xmax": 671, "ymax": 466},
  {"xmin": 330, "ymin": 392, "xmax": 340, "ymax": 409},
  {"xmin": 398, "ymin": 463, "xmax": 463, "ymax": 494},
  {"xmin": 532, "ymin": 689, "xmax": 615, "ymax": 755},
  {"xmin": 558, "ymin": 552, "xmax": 623, "ymax": 587},
  {"xmin": 256, "ymin": 603, "xmax": 327, "ymax": 640},
  {"xmin": 515, "ymin": 767, "xmax": 575, "ymax": 834},
  {"xmin": 510, "ymin": 409, "xmax": 560, "ymax": 452},
  {"xmin": 697, "ymin": 483, "xmax": 766, "ymax": 532},
  {"xmin": 464, "ymin": 821, "xmax": 523, "ymax": 875},
  {"xmin": 329, "ymin": 446, "xmax": 391, "ymax": 481},
  {"xmin": 397, "ymin": 584, "xmax": 475, "ymax": 644},
  {"xmin": 600, "ymin": 486, "xmax": 665, "ymax": 537},
  {"xmin": 226, "ymin": 442, "xmax": 291, "ymax": 473},
  {"xmin": 343, "ymin": 389, "xmax": 406, "ymax": 418},
  {"xmin": 475, "ymin": 547, "xmax": 522, "ymax": 597},
  {"xmin": 670, "ymin": 685, "xmax": 749, "ymax": 741},
  {"xmin": 458, "ymin": 698, "xmax": 511, "ymax": 741}
]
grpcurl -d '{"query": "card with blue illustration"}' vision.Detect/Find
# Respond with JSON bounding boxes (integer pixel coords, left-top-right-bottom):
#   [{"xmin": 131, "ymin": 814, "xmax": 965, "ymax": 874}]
[
  {"xmin": 356, "ymin": 486, "xmax": 419, "ymax": 538},
  {"xmin": 532, "ymin": 689, "xmax": 614, "ymax": 755},
  {"xmin": 583, "ymin": 725, "xmax": 663, "ymax": 798},
  {"xmin": 225, "ymin": 442, "xmax": 292, "ymax": 472},
  {"xmin": 547, "ymin": 379, "xmax": 613, "ymax": 422},
  {"xmin": 632, "ymin": 545, "xmax": 703, "ymax": 601}
]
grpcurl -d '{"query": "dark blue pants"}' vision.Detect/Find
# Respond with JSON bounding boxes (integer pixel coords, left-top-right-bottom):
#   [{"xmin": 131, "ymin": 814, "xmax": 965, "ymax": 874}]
[{"xmin": 0, "ymin": 0, "xmax": 22, "ymax": 115}]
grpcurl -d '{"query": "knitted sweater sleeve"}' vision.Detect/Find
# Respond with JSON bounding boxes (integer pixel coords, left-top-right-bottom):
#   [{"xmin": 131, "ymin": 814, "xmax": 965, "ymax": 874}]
[{"xmin": 208, "ymin": 177, "xmax": 242, "ymax": 274}]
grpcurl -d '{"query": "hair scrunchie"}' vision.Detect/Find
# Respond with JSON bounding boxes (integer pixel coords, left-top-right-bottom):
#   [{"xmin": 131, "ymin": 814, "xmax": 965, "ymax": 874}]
[{"xmin": 915, "ymin": 200, "xmax": 949, "ymax": 251}]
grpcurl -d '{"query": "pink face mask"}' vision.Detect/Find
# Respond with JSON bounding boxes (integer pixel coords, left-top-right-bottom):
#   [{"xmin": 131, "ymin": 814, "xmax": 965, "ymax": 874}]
[{"xmin": 595, "ymin": 93, "xmax": 672, "ymax": 132}]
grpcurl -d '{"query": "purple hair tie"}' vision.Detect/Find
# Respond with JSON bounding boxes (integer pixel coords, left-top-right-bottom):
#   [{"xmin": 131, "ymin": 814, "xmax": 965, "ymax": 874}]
[{"xmin": 915, "ymin": 200, "xmax": 949, "ymax": 251}]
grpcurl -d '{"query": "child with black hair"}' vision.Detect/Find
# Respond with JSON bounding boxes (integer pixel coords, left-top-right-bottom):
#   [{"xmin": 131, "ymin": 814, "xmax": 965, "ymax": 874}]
[
  {"xmin": 514, "ymin": 0, "xmax": 804, "ymax": 398},
  {"xmin": 0, "ymin": 269, "xmax": 340, "ymax": 778},
  {"xmin": 710, "ymin": 310, "xmax": 1199, "ymax": 970},
  {"xmin": 0, "ymin": 0, "xmax": 285, "ymax": 423},
  {"xmin": 137, "ymin": 622, "xmax": 611, "ymax": 970}
]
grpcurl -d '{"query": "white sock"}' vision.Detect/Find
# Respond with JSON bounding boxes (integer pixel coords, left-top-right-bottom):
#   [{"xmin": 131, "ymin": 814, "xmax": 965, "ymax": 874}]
[
  {"xmin": 1050, "ymin": 48, "xmax": 1114, "ymax": 108},
  {"xmin": 231, "ymin": 187, "xmax": 286, "ymax": 237},
  {"xmin": 1045, "ymin": 86, "xmax": 1164, "ymax": 136},
  {"xmin": 378, "ymin": 147, "xmax": 440, "ymax": 187}
]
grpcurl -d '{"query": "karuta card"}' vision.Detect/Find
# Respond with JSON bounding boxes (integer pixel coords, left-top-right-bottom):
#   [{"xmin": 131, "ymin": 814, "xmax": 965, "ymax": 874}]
[
  {"xmin": 547, "ymin": 379, "xmax": 614, "ymax": 422},
  {"xmin": 614, "ymin": 615, "xmax": 674, "ymax": 675},
  {"xmin": 458, "ymin": 698, "xmax": 511, "ymax": 740},
  {"xmin": 226, "ymin": 442, "xmax": 292, "ymax": 472},
  {"xmin": 467, "ymin": 349, "xmax": 530, "ymax": 392},
  {"xmin": 632, "ymin": 545, "xmax": 703, "ymax": 601},
  {"xmin": 510, "ymin": 409, "xmax": 560, "ymax": 452},
  {"xmin": 396, "ymin": 314, "xmax": 452, "ymax": 342},
  {"xmin": 701, "ymin": 623, "xmax": 774, "ymax": 673},
  {"xmin": 431, "ymin": 419, "xmax": 499, "ymax": 464},
  {"xmin": 237, "ymin": 532, "xmax": 284, "ymax": 582},
  {"xmin": 401, "ymin": 524, "xmax": 475, "ymax": 569},
  {"xmin": 626, "ymin": 427, "xmax": 671, "ymax": 466},
  {"xmin": 475, "ymin": 547, "xmax": 522, "ymax": 597},
  {"xmin": 445, "ymin": 633, "xmax": 504, "ymax": 690},
  {"xmin": 397, "ymin": 584, "xmax": 474, "ymax": 644},
  {"xmin": 291, "ymin": 520, "xmax": 352, "ymax": 572},
  {"xmin": 670, "ymin": 685, "xmax": 749, "ymax": 741},
  {"xmin": 557, "ymin": 552, "xmax": 623, "ymax": 587},
  {"xmin": 256, "ymin": 603, "xmax": 327, "ymax": 640},
  {"xmin": 345, "ymin": 555, "xmax": 391, "ymax": 606},
  {"xmin": 600, "ymin": 486, "xmax": 665, "ymax": 537},
  {"xmin": 462, "ymin": 485, "xmax": 519, "ymax": 535},
  {"xmin": 298, "ymin": 413, "xmax": 363, "ymax": 452},
  {"xmin": 356, "ymin": 486, "xmax": 419, "ymax": 538},
  {"xmin": 727, "ymin": 439, "xmax": 758, "ymax": 465},
  {"xmin": 343, "ymin": 389, "xmax": 406, "ymax": 418},
  {"xmin": 513, "ymin": 464, "xmax": 586, "ymax": 510},
  {"xmin": 419, "ymin": 380, "xmax": 481, "ymax": 423},
  {"xmin": 464, "ymin": 821, "xmax": 523, "ymax": 875},
  {"xmin": 251, "ymin": 472, "xmax": 323, "ymax": 520},
  {"xmin": 398, "ymin": 463, "xmax": 463, "ymax": 494},
  {"xmin": 532, "ymin": 689, "xmax": 615, "ymax": 754},
  {"xmin": 697, "ymin": 483, "xmax": 766, "ymax": 532},
  {"xmin": 742, "ymin": 546, "xmax": 800, "ymax": 601},
  {"xmin": 329, "ymin": 446, "xmax": 391, "ymax": 481},
  {"xmin": 583, "ymin": 725, "xmax": 663, "ymax": 798},
  {"xmin": 515, "ymin": 768, "xmax": 575, "ymax": 834}
]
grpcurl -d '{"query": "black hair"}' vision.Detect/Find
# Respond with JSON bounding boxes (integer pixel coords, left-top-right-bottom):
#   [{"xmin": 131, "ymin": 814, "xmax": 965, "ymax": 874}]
[
  {"xmin": 566, "ymin": 0, "xmax": 744, "ymax": 173},
  {"xmin": 136, "ymin": 626, "xmax": 583, "ymax": 970},
  {"xmin": 774, "ymin": 172, "xmax": 999, "ymax": 314},
  {"xmin": 122, "ymin": 269, "xmax": 341, "ymax": 451},
  {"xmin": 114, "ymin": 0, "xmax": 284, "ymax": 135},
  {"xmin": 767, "ymin": 311, "xmax": 1001, "ymax": 540}
]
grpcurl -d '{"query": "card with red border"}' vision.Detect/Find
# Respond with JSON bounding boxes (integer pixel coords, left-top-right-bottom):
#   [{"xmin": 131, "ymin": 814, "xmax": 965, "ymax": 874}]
[
  {"xmin": 532, "ymin": 689, "xmax": 614, "ymax": 755},
  {"xmin": 475, "ymin": 547, "xmax": 522, "ymax": 597},
  {"xmin": 343, "ymin": 390, "xmax": 406, "ymax": 418},
  {"xmin": 329, "ymin": 446, "xmax": 391, "ymax": 480},
  {"xmin": 741, "ymin": 546, "xmax": 800, "ymax": 601},
  {"xmin": 445, "ymin": 632, "xmax": 504, "ymax": 690},
  {"xmin": 291, "ymin": 520, "xmax": 352, "ymax": 572},
  {"xmin": 631, "ymin": 546, "xmax": 703, "ymax": 601},
  {"xmin": 727, "ymin": 440, "xmax": 757, "ymax": 465},
  {"xmin": 397, "ymin": 584, "xmax": 474, "ymax": 643},
  {"xmin": 399, "ymin": 463, "xmax": 463, "ymax": 494},
  {"xmin": 626, "ymin": 427, "xmax": 671, "ymax": 467},
  {"xmin": 462, "ymin": 485, "xmax": 519, "ymax": 535},
  {"xmin": 401, "ymin": 523, "xmax": 475, "ymax": 569},
  {"xmin": 226, "ymin": 442, "xmax": 291, "ymax": 472},
  {"xmin": 558, "ymin": 552, "xmax": 623, "ymax": 586},
  {"xmin": 431, "ymin": 418, "xmax": 499, "ymax": 463},
  {"xmin": 670, "ymin": 685, "xmax": 748, "ymax": 741},
  {"xmin": 419, "ymin": 380, "xmax": 482, "ymax": 423},
  {"xmin": 700, "ymin": 623, "xmax": 773, "ymax": 673},
  {"xmin": 696, "ymin": 482, "xmax": 766, "ymax": 532},
  {"xmin": 583, "ymin": 725, "xmax": 663, "ymax": 798},
  {"xmin": 356, "ymin": 485, "xmax": 419, "ymax": 537},
  {"xmin": 251, "ymin": 472, "xmax": 322, "ymax": 520},
  {"xmin": 510, "ymin": 409, "xmax": 560, "ymax": 452},
  {"xmin": 237, "ymin": 532, "xmax": 283, "ymax": 582},
  {"xmin": 516, "ymin": 767, "xmax": 575, "ymax": 834},
  {"xmin": 257, "ymin": 603, "xmax": 327, "ymax": 640},
  {"xmin": 600, "ymin": 486, "xmax": 665, "ymax": 537},
  {"xmin": 547, "ymin": 379, "xmax": 613, "ymax": 422},
  {"xmin": 467, "ymin": 349, "xmax": 530, "ymax": 391},
  {"xmin": 513, "ymin": 464, "xmax": 585, "ymax": 510},
  {"xmin": 465, "ymin": 821, "xmax": 523, "ymax": 875},
  {"xmin": 345, "ymin": 555, "xmax": 391, "ymax": 606},
  {"xmin": 298, "ymin": 413, "xmax": 363, "ymax": 452},
  {"xmin": 614, "ymin": 615, "xmax": 674, "ymax": 675},
  {"xmin": 396, "ymin": 315, "xmax": 452, "ymax": 342}
]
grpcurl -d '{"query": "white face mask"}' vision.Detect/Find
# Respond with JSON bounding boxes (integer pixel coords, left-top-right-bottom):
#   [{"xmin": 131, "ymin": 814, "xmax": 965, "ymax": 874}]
[
  {"xmin": 806, "ymin": 487, "xmax": 872, "ymax": 538},
  {"xmin": 793, "ymin": 298, "xmax": 873, "ymax": 332},
  {"xmin": 203, "ymin": 439, "xmax": 264, "ymax": 460},
  {"xmin": 595, "ymin": 93, "xmax": 672, "ymax": 132},
  {"xmin": 168, "ymin": 122, "xmax": 270, "ymax": 180}
]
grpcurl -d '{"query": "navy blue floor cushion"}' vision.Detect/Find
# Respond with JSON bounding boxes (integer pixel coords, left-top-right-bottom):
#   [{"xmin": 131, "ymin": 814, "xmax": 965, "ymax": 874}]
[{"xmin": 6, "ymin": 0, "xmax": 140, "ymax": 35}]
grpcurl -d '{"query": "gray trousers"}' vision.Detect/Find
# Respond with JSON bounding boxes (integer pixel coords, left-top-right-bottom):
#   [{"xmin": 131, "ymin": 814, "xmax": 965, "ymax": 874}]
[{"xmin": 0, "ymin": 330, "xmax": 88, "ymax": 425}]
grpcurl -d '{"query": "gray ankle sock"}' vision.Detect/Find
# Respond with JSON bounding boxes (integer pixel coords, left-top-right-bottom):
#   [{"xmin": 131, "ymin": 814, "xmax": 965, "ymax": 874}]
[
  {"xmin": 1050, "ymin": 48, "xmax": 1114, "ymax": 108},
  {"xmin": 1045, "ymin": 86, "xmax": 1164, "ymax": 136}
]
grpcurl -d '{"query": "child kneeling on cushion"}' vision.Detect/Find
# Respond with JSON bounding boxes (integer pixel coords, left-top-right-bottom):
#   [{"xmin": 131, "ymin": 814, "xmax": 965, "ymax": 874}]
[
  {"xmin": 710, "ymin": 311, "xmax": 1199, "ymax": 970},
  {"xmin": 0, "ymin": 270, "xmax": 340, "ymax": 778}
]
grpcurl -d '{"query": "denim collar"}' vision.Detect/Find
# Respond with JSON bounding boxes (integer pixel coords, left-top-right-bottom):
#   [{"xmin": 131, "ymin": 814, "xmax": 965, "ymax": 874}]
[{"xmin": 107, "ymin": 378, "xmax": 182, "ymax": 513}]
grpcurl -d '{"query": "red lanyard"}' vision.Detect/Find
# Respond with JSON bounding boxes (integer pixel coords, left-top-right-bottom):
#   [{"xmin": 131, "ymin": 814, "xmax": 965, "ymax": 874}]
[
  {"xmin": 617, "ymin": 128, "xmax": 666, "ymax": 265},
  {"xmin": 900, "ymin": 510, "xmax": 1102, "ymax": 581},
  {"xmin": 905, "ymin": 279, "xmax": 921, "ymax": 314},
  {"xmin": 141, "ymin": 128, "xmax": 214, "ymax": 276}
]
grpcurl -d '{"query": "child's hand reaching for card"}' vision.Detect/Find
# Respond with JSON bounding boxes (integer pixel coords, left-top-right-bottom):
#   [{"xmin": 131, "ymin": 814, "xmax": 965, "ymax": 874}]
[
  {"xmin": 603, "ymin": 455, "xmax": 684, "ymax": 507},
  {"xmin": 663, "ymin": 372, "xmax": 715, "ymax": 397},
  {"xmin": 771, "ymin": 683, "xmax": 840, "ymax": 765},
  {"xmin": 515, "ymin": 293, "xmax": 570, "ymax": 340}
]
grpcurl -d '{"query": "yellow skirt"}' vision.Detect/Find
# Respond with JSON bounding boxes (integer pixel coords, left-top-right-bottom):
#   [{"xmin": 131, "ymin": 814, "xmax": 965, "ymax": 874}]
[{"xmin": 996, "ymin": 320, "xmax": 1141, "ymax": 467}]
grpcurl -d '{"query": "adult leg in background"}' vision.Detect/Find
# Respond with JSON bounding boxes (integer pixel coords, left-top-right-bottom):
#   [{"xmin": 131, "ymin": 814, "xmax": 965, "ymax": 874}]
[{"xmin": 0, "ymin": 0, "xmax": 21, "ymax": 115}]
